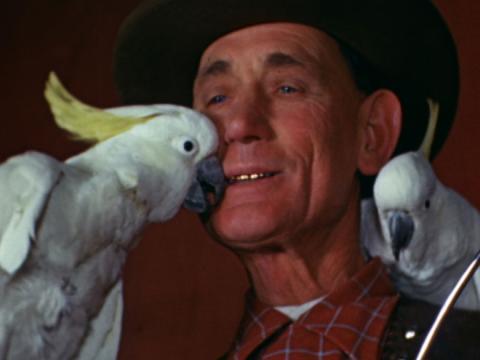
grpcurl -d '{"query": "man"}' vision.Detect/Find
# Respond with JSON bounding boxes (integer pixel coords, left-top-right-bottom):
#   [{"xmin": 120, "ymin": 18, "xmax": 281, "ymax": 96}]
[
  {"xmin": 115, "ymin": 0, "xmax": 479, "ymax": 358},
  {"xmin": 191, "ymin": 22, "xmax": 400, "ymax": 359}
]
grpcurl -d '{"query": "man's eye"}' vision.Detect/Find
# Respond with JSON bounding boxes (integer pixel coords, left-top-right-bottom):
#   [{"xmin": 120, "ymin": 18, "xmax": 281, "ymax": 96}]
[
  {"xmin": 208, "ymin": 94, "xmax": 227, "ymax": 105},
  {"xmin": 278, "ymin": 85, "xmax": 298, "ymax": 94}
]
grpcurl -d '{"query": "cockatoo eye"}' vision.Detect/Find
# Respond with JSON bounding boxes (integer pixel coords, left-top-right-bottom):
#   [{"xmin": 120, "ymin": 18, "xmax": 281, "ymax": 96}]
[
  {"xmin": 172, "ymin": 136, "xmax": 198, "ymax": 156},
  {"xmin": 183, "ymin": 140, "xmax": 194, "ymax": 152},
  {"xmin": 425, "ymin": 200, "xmax": 431, "ymax": 209}
]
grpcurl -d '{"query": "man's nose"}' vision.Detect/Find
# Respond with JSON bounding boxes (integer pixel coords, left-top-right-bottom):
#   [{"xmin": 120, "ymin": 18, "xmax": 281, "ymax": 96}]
[{"xmin": 223, "ymin": 92, "xmax": 274, "ymax": 144}]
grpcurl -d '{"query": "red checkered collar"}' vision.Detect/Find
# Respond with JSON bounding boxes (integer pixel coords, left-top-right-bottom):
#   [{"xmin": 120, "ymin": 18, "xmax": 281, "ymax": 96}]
[{"xmin": 229, "ymin": 258, "xmax": 399, "ymax": 359}]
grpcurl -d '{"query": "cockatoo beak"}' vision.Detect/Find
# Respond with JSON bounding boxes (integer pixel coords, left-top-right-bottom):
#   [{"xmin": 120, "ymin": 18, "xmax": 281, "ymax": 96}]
[
  {"xmin": 183, "ymin": 156, "xmax": 225, "ymax": 218},
  {"xmin": 389, "ymin": 211, "xmax": 415, "ymax": 260}
]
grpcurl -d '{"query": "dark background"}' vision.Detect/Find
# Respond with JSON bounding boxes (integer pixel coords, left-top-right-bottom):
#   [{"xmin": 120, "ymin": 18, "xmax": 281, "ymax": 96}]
[{"xmin": 0, "ymin": 1, "xmax": 478, "ymax": 358}]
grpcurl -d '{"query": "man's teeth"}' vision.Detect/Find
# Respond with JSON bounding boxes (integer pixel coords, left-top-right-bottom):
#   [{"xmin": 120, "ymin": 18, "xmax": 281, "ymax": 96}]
[{"xmin": 229, "ymin": 172, "xmax": 274, "ymax": 183}]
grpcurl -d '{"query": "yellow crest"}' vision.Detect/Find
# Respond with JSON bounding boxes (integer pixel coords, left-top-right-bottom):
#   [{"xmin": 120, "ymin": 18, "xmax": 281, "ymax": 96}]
[
  {"xmin": 419, "ymin": 98, "xmax": 440, "ymax": 160},
  {"xmin": 44, "ymin": 72, "xmax": 154, "ymax": 143}
]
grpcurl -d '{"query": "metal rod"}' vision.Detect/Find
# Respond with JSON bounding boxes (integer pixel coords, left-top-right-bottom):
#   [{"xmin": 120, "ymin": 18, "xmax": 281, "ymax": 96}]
[{"xmin": 415, "ymin": 249, "xmax": 480, "ymax": 360}]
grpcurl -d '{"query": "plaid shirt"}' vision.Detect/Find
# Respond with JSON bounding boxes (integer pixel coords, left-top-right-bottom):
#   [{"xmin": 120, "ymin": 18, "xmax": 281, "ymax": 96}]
[{"xmin": 226, "ymin": 258, "xmax": 398, "ymax": 360}]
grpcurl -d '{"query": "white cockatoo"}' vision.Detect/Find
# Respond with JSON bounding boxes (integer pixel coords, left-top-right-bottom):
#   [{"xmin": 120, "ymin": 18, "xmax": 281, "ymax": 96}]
[
  {"xmin": 0, "ymin": 73, "xmax": 224, "ymax": 359},
  {"xmin": 361, "ymin": 100, "xmax": 480, "ymax": 310}
]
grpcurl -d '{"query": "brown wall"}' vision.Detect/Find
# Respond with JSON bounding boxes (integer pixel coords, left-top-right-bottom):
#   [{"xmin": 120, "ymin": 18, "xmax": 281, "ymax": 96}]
[{"xmin": 0, "ymin": 1, "xmax": 478, "ymax": 358}]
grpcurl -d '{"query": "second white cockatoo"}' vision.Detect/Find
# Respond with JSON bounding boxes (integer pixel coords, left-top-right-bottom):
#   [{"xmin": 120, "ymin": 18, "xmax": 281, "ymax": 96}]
[
  {"xmin": 0, "ymin": 73, "xmax": 224, "ymax": 359},
  {"xmin": 361, "ymin": 100, "xmax": 480, "ymax": 310}
]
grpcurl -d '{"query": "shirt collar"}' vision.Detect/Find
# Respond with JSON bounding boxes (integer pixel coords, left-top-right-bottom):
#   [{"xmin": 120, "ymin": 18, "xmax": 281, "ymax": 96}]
[
  {"xmin": 231, "ymin": 258, "xmax": 398, "ymax": 359},
  {"xmin": 296, "ymin": 257, "xmax": 399, "ymax": 359}
]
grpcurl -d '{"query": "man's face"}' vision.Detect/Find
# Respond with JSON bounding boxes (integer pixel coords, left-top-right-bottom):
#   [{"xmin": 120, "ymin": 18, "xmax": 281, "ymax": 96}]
[{"xmin": 193, "ymin": 23, "xmax": 366, "ymax": 250}]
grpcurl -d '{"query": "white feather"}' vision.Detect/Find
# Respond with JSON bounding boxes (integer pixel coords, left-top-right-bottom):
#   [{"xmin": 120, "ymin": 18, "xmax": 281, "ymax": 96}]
[
  {"xmin": 76, "ymin": 281, "xmax": 123, "ymax": 360},
  {"xmin": 0, "ymin": 152, "xmax": 63, "ymax": 274}
]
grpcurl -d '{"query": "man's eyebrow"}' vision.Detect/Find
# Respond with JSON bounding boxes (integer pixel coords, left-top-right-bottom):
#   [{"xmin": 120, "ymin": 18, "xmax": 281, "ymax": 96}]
[
  {"xmin": 198, "ymin": 59, "xmax": 231, "ymax": 78},
  {"xmin": 265, "ymin": 52, "xmax": 305, "ymax": 68}
]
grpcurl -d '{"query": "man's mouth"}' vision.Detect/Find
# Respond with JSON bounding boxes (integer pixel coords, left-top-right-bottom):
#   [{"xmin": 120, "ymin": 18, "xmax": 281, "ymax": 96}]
[{"xmin": 227, "ymin": 172, "xmax": 277, "ymax": 184}]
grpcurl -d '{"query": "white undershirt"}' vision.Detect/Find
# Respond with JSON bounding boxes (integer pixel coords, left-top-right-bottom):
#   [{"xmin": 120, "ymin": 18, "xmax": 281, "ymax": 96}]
[{"xmin": 275, "ymin": 296, "xmax": 325, "ymax": 321}]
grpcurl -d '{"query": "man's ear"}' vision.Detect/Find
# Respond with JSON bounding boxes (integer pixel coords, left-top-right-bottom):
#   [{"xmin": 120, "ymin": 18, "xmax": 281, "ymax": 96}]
[{"xmin": 357, "ymin": 89, "xmax": 402, "ymax": 175}]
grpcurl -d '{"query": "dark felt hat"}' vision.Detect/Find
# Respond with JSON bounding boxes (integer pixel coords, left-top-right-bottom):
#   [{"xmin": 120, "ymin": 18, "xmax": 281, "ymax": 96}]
[{"xmin": 114, "ymin": 0, "xmax": 458, "ymax": 159}]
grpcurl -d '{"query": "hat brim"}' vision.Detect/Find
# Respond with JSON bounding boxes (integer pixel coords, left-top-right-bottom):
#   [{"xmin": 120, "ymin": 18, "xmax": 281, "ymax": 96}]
[{"xmin": 114, "ymin": 0, "xmax": 458, "ymax": 159}]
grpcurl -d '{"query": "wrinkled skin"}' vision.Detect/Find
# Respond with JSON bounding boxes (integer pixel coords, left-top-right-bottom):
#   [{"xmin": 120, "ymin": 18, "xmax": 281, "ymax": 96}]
[{"xmin": 194, "ymin": 24, "xmax": 365, "ymax": 249}]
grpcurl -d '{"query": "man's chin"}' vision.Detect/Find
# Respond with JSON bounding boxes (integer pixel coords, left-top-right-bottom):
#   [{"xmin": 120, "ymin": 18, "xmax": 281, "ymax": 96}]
[
  {"xmin": 207, "ymin": 203, "xmax": 286, "ymax": 251},
  {"xmin": 205, "ymin": 209, "xmax": 285, "ymax": 253},
  {"xmin": 213, "ymin": 235, "xmax": 286, "ymax": 254}
]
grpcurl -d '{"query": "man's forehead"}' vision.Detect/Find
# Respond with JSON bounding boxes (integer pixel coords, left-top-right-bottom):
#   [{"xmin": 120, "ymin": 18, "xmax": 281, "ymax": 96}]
[
  {"xmin": 196, "ymin": 22, "xmax": 341, "ymax": 76},
  {"xmin": 197, "ymin": 52, "xmax": 306, "ymax": 79}
]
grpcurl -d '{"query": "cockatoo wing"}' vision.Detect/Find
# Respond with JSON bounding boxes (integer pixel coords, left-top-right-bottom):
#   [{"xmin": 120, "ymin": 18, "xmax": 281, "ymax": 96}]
[
  {"xmin": 0, "ymin": 151, "xmax": 63, "ymax": 274},
  {"xmin": 76, "ymin": 280, "xmax": 123, "ymax": 360},
  {"xmin": 474, "ymin": 270, "xmax": 480, "ymax": 305}
]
